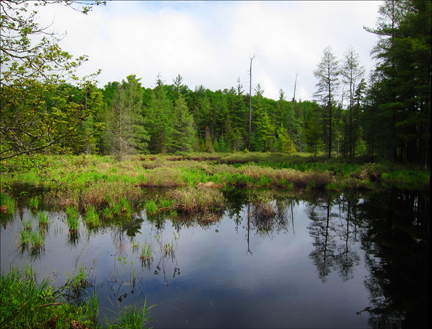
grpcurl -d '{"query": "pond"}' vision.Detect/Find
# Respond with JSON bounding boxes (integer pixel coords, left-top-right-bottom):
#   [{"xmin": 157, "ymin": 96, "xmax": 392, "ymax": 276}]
[{"xmin": 1, "ymin": 187, "xmax": 429, "ymax": 328}]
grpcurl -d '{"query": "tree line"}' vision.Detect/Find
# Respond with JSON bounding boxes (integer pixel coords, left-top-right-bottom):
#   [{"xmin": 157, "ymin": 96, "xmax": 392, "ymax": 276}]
[{"xmin": 1, "ymin": 0, "xmax": 430, "ymax": 168}]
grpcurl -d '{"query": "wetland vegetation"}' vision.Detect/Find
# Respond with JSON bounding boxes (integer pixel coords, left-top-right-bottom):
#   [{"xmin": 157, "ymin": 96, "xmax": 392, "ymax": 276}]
[
  {"xmin": 0, "ymin": 152, "xmax": 430, "ymax": 328},
  {"xmin": 1, "ymin": 0, "xmax": 430, "ymax": 327}
]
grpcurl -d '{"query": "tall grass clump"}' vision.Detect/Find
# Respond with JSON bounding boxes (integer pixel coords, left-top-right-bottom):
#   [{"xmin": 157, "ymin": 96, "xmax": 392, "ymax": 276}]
[
  {"xmin": 19, "ymin": 230, "xmax": 30, "ymax": 247},
  {"xmin": 85, "ymin": 205, "xmax": 100, "ymax": 227},
  {"xmin": 29, "ymin": 230, "xmax": 45, "ymax": 251},
  {"xmin": 0, "ymin": 193, "xmax": 15, "ymax": 214},
  {"xmin": 120, "ymin": 197, "xmax": 132, "ymax": 215},
  {"xmin": 107, "ymin": 299, "xmax": 155, "ymax": 329},
  {"xmin": 167, "ymin": 186, "xmax": 225, "ymax": 214},
  {"xmin": 23, "ymin": 219, "xmax": 32, "ymax": 231},
  {"xmin": 66, "ymin": 263, "xmax": 90, "ymax": 293},
  {"xmin": 66, "ymin": 205, "xmax": 79, "ymax": 233},
  {"xmin": 38, "ymin": 211, "xmax": 49, "ymax": 228},
  {"xmin": 140, "ymin": 242, "xmax": 152, "ymax": 262},
  {"xmin": 145, "ymin": 200, "xmax": 158, "ymax": 215},
  {"xmin": 28, "ymin": 196, "xmax": 40, "ymax": 210},
  {"xmin": 0, "ymin": 266, "xmax": 98, "ymax": 328}
]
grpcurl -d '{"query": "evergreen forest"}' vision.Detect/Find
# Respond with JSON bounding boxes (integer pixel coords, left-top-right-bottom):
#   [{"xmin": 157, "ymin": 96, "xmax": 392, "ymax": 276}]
[{"xmin": 1, "ymin": 0, "xmax": 430, "ymax": 168}]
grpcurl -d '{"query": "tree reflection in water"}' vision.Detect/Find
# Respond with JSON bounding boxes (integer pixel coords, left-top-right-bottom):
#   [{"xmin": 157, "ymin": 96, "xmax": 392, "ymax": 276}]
[
  {"xmin": 357, "ymin": 189, "xmax": 429, "ymax": 329},
  {"xmin": 305, "ymin": 189, "xmax": 429, "ymax": 328}
]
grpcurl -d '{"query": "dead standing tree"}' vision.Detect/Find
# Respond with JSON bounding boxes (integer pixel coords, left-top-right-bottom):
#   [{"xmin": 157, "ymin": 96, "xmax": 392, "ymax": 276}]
[{"xmin": 248, "ymin": 54, "xmax": 255, "ymax": 151}]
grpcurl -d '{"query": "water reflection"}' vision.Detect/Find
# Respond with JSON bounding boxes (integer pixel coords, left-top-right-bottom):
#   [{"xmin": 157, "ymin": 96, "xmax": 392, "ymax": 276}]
[
  {"xmin": 307, "ymin": 194, "xmax": 361, "ymax": 283},
  {"xmin": 357, "ymin": 189, "xmax": 429, "ymax": 328},
  {"xmin": 1, "ymin": 187, "xmax": 428, "ymax": 328}
]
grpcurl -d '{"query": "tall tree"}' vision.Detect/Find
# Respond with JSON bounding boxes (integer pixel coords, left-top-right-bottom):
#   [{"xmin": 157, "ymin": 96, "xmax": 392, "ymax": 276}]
[
  {"xmin": 145, "ymin": 77, "xmax": 174, "ymax": 154},
  {"xmin": 1, "ymin": 0, "xmax": 104, "ymax": 168},
  {"xmin": 105, "ymin": 75, "xmax": 148, "ymax": 161},
  {"xmin": 340, "ymin": 46, "xmax": 365, "ymax": 157},
  {"xmin": 365, "ymin": 0, "xmax": 430, "ymax": 166},
  {"xmin": 313, "ymin": 46, "xmax": 340, "ymax": 159},
  {"xmin": 169, "ymin": 95, "xmax": 196, "ymax": 153}
]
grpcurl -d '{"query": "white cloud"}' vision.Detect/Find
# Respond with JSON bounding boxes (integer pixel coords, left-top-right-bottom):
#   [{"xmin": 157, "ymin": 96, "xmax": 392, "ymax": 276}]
[{"xmin": 31, "ymin": 1, "xmax": 382, "ymax": 100}]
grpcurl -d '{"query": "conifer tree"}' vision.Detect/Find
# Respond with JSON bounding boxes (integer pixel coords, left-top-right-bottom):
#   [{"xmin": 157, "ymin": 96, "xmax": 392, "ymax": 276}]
[{"xmin": 313, "ymin": 46, "xmax": 340, "ymax": 158}]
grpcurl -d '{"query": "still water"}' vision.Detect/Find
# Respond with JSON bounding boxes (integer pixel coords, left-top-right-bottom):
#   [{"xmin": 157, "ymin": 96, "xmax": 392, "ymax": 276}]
[{"xmin": 1, "ymin": 188, "xmax": 429, "ymax": 328}]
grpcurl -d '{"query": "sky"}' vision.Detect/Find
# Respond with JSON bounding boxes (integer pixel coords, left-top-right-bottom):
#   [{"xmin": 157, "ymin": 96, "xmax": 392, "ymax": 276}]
[{"xmin": 33, "ymin": 1, "xmax": 382, "ymax": 101}]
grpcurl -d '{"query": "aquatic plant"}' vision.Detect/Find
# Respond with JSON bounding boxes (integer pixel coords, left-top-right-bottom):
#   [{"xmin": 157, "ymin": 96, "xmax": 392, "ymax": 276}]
[
  {"xmin": 20, "ymin": 230, "xmax": 30, "ymax": 246},
  {"xmin": 145, "ymin": 200, "xmax": 158, "ymax": 215},
  {"xmin": 66, "ymin": 205, "xmax": 79, "ymax": 233},
  {"xmin": 84, "ymin": 290, "xmax": 100, "ymax": 325},
  {"xmin": 66, "ymin": 263, "xmax": 89, "ymax": 292},
  {"xmin": 29, "ymin": 230, "xmax": 45, "ymax": 250},
  {"xmin": 107, "ymin": 298, "xmax": 155, "ymax": 329},
  {"xmin": 0, "ymin": 266, "xmax": 98, "ymax": 328},
  {"xmin": 85, "ymin": 205, "xmax": 100, "ymax": 227},
  {"xmin": 23, "ymin": 219, "xmax": 32, "ymax": 231},
  {"xmin": 38, "ymin": 211, "xmax": 49, "ymax": 227},
  {"xmin": 167, "ymin": 186, "xmax": 225, "ymax": 214},
  {"xmin": 163, "ymin": 240, "xmax": 174, "ymax": 253},
  {"xmin": 132, "ymin": 239, "xmax": 139, "ymax": 250},
  {"xmin": 0, "ymin": 193, "xmax": 15, "ymax": 214},
  {"xmin": 102, "ymin": 206, "xmax": 114, "ymax": 219},
  {"xmin": 140, "ymin": 243, "xmax": 152, "ymax": 262},
  {"xmin": 28, "ymin": 196, "xmax": 40, "ymax": 210},
  {"xmin": 119, "ymin": 197, "xmax": 132, "ymax": 215}
]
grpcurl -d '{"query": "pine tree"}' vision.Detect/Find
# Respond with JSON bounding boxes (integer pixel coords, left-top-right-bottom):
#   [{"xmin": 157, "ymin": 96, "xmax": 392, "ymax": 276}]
[
  {"xmin": 169, "ymin": 95, "xmax": 196, "ymax": 153},
  {"xmin": 313, "ymin": 46, "xmax": 340, "ymax": 159},
  {"xmin": 105, "ymin": 75, "xmax": 149, "ymax": 161}
]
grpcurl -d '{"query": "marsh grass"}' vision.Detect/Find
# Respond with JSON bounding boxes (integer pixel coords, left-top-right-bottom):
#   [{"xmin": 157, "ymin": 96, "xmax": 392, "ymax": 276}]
[
  {"xmin": 140, "ymin": 242, "xmax": 152, "ymax": 263},
  {"xmin": 29, "ymin": 230, "xmax": 45, "ymax": 250},
  {"xmin": 38, "ymin": 211, "xmax": 49, "ymax": 228},
  {"xmin": 85, "ymin": 205, "xmax": 100, "ymax": 227},
  {"xmin": 107, "ymin": 298, "xmax": 155, "ymax": 329},
  {"xmin": 145, "ymin": 200, "xmax": 158, "ymax": 215},
  {"xmin": 0, "ymin": 193, "xmax": 15, "ymax": 214},
  {"xmin": 66, "ymin": 206, "xmax": 79, "ymax": 233},
  {"xmin": 66, "ymin": 263, "xmax": 90, "ymax": 293},
  {"xmin": 28, "ymin": 196, "xmax": 40, "ymax": 210},
  {"xmin": 167, "ymin": 186, "xmax": 225, "ymax": 214},
  {"xmin": 0, "ymin": 265, "xmax": 93, "ymax": 328},
  {"xmin": 20, "ymin": 229, "xmax": 30, "ymax": 246},
  {"xmin": 0, "ymin": 263, "xmax": 154, "ymax": 329},
  {"xmin": 23, "ymin": 219, "xmax": 32, "ymax": 231}
]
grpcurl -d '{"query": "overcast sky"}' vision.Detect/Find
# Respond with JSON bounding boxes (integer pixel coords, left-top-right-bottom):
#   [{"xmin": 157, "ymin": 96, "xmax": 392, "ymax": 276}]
[{"xmin": 34, "ymin": 1, "xmax": 382, "ymax": 101}]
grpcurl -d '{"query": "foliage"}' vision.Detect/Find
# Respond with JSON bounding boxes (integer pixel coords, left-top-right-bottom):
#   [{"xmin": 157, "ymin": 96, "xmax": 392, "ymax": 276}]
[{"xmin": 0, "ymin": 0, "xmax": 105, "ymax": 175}]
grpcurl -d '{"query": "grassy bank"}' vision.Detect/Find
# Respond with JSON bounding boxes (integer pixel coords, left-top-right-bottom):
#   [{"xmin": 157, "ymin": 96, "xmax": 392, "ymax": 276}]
[
  {"xmin": 0, "ymin": 265, "xmax": 154, "ymax": 329},
  {"xmin": 1, "ymin": 152, "xmax": 429, "ymax": 192}
]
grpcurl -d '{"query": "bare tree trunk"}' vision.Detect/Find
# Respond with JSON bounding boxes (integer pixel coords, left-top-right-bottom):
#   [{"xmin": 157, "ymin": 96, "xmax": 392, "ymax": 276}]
[{"xmin": 248, "ymin": 54, "xmax": 255, "ymax": 151}]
